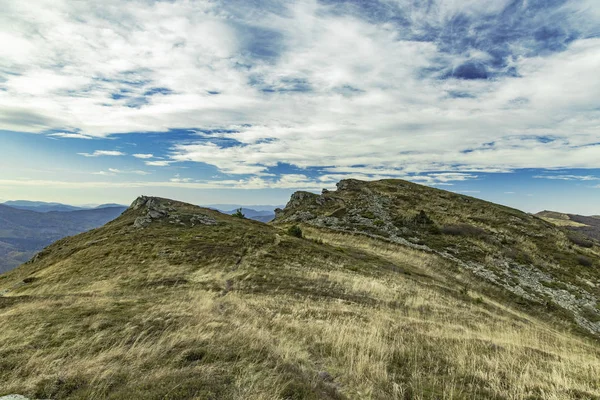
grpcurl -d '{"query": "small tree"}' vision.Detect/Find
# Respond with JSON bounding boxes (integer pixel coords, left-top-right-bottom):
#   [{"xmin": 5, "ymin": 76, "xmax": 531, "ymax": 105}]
[
  {"xmin": 287, "ymin": 225, "xmax": 303, "ymax": 238},
  {"xmin": 233, "ymin": 208, "xmax": 245, "ymax": 219}
]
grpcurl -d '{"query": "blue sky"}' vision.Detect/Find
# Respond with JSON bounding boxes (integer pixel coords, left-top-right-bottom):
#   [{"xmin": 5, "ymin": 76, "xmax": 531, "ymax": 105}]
[{"xmin": 1, "ymin": 0, "xmax": 600, "ymax": 213}]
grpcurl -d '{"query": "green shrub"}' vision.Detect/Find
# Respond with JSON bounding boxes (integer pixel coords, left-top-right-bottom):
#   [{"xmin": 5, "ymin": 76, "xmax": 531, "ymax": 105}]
[
  {"xmin": 413, "ymin": 210, "xmax": 434, "ymax": 226},
  {"xmin": 441, "ymin": 224, "xmax": 486, "ymax": 237},
  {"xmin": 232, "ymin": 208, "xmax": 245, "ymax": 219},
  {"xmin": 568, "ymin": 234, "xmax": 593, "ymax": 248},
  {"xmin": 576, "ymin": 255, "xmax": 593, "ymax": 267},
  {"xmin": 287, "ymin": 225, "xmax": 303, "ymax": 238},
  {"xmin": 362, "ymin": 211, "xmax": 376, "ymax": 219}
]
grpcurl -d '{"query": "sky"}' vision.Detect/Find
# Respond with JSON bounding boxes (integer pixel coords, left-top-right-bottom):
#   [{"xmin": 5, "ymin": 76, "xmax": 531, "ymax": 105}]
[{"xmin": 1, "ymin": 0, "xmax": 600, "ymax": 214}]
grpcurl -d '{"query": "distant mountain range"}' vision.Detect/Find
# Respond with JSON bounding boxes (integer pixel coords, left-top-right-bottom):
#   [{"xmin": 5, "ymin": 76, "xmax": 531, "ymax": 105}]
[
  {"xmin": 2, "ymin": 200, "xmax": 127, "ymax": 213},
  {"xmin": 203, "ymin": 204, "xmax": 283, "ymax": 213},
  {"xmin": 204, "ymin": 204, "xmax": 282, "ymax": 222},
  {"xmin": 220, "ymin": 207, "xmax": 278, "ymax": 222},
  {"xmin": 0, "ymin": 204, "xmax": 127, "ymax": 273}
]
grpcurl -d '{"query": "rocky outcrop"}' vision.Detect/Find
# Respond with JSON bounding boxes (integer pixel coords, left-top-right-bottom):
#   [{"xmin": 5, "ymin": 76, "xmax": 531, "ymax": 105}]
[
  {"xmin": 274, "ymin": 180, "xmax": 600, "ymax": 336},
  {"xmin": 285, "ymin": 191, "xmax": 320, "ymax": 209},
  {"xmin": 131, "ymin": 196, "xmax": 216, "ymax": 229}
]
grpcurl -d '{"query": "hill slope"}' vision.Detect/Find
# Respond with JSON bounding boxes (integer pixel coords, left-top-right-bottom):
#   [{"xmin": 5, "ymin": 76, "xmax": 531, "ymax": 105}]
[
  {"xmin": 0, "ymin": 190, "xmax": 599, "ymax": 399},
  {"xmin": 0, "ymin": 205, "xmax": 126, "ymax": 273},
  {"xmin": 274, "ymin": 179, "xmax": 600, "ymax": 336},
  {"xmin": 537, "ymin": 210, "xmax": 600, "ymax": 241}
]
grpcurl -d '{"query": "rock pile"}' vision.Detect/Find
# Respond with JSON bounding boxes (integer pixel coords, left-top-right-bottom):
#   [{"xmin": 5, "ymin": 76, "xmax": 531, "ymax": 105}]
[{"xmin": 131, "ymin": 196, "xmax": 217, "ymax": 229}]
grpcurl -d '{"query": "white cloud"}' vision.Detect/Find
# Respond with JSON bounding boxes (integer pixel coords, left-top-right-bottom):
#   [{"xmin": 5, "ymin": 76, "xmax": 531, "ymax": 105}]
[
  {"xmin": 0, "ymin": 0, "xmax": 599, "ymax": 181},
  {"xmin": 170, "ymin": 174, "xmax": 193, "ymax": 183},
  {"xmin": 533, "ymin": 174, "xmax": 600, "ymax": 181},
  {"xmin": 92, "ymin": 171, "xmax": 114, "ymax": 176},
  {"xmin": 78, "ymin": 150, "xmax": 126, "ymax": 157},
  {"xmin": 93, "ymin": 168, "xmax": 149, "ymax": 176},
  {"xmin": 48, "ymin": 132, "xmax": 93, "ymax": 140},
  {"xmin": 145, "ymin": 160, "xmax": 172, "ymax": 167},
  {"xmin": 0, "ymin": 174, "xmax": 328, "ymax": 190}
]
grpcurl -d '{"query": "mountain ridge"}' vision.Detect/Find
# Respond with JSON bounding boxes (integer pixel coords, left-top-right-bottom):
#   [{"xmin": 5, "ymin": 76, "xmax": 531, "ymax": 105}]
[
  {"xmin": 1, "ymin": 182, "xmax": 599, "ymax": 399},
  {"xmin": 273, "ymin": 179, "xmax": 600, "ymax": 336},
  {"xmin": 536, "ymin": 210, "xmax": 600, "ymax": 242}
]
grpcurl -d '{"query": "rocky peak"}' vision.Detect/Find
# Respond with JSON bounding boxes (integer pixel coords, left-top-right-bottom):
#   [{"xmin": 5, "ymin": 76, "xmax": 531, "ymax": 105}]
[
  {"xmin": 336, "ymin": 179, "xmax": 364, "ymax": 191},
  {"xmin": 130, "ymin": 195, "xmax": 168, "ymax": 211},
  {"xmin": 285, "ymin": 191, "xmax": 320, "ymax": 209},
  {"xmin": 130, "ymin": 196, "xmax": 217, "ymax": 229}
]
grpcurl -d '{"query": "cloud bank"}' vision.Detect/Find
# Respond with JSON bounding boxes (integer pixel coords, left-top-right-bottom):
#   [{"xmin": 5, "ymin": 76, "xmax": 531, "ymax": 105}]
[{"xmin": 1, "ymin": 0, "xmax": 599, "ymax": 183}]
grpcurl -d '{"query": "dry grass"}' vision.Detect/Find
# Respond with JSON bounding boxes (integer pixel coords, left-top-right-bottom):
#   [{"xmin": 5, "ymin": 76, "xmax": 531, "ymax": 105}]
[
  {"xmin": 1, "ymin": 200, "xmax": 600, "ymax": 399},
  {"xmin": 539, "ymin": 217, "xmax": 588, "ymax": 228}
]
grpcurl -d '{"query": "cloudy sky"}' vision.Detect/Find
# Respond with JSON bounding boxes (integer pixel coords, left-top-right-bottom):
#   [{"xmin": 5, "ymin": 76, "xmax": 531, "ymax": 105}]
[{"xmin": 1, "ymin": 0, "xmax": 600, "ymax": 213}]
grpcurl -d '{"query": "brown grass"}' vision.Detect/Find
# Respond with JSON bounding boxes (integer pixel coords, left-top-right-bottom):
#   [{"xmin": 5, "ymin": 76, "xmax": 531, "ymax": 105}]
[{"xmin": 1, "ymin": 201, "xmax": 599, "ymax": 399}]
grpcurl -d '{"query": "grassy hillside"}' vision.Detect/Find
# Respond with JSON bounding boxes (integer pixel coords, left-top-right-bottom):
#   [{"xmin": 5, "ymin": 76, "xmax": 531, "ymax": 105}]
[
  {"xmin": 0, "ymin": 205, "xmax": 126, "ymax": 273},
  {"xmin": 274, "ymin": 179, "xmax": 600, "ymax": 337},
  {"xmin": 537, "ymin": 211, "xmax": 600, "ymax": 242},
  {"xmin": 1, "ymin": 192, "xmax": 599, "ymax": 399}
]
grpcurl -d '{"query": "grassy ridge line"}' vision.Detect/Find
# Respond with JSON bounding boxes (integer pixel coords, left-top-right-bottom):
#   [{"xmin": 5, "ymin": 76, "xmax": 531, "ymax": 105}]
[
  {"xmin": 274, "ymin": 179, "xmax": 600, "ymax": 336},
  {"xmin": 0, "ymin": 197, "xmax": 599, "ymax": 398}
]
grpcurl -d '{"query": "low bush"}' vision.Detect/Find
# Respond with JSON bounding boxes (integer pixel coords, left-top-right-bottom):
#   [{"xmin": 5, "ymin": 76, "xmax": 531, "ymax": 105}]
[
  {"xmin": 413, "ymin": 210, "xmax": 434, "ymax": 226},
  {"xmin": 232, "ymin": 208, "xmax": 245, "ymax": 219},
  {"xmin": 441, "ymin": 224, "xmax": 487, "ymax": 237},
  {"xmin": 568, "ymin": 234, "xmax": 593, "ymax": 248},
  {"xmin": 287, "ymin": 225, "xmax": 303, "ymax": 238},
  {"xmin": 576, "ymin": 255, "xmax": 593, "ymax": 267}
]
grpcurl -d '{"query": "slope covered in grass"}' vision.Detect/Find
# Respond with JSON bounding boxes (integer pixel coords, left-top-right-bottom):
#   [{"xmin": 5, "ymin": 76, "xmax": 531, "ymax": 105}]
[
  {"xmin": 274, "ymin": 179, "xmax": 600, "ymax": 336},
  {"xmin": 0, "ymin": 193, "xmax": 599, "ymax": 399},
  {"xmin": 537, "ymin": 210, "xmax": 600, "ymax": 242}
]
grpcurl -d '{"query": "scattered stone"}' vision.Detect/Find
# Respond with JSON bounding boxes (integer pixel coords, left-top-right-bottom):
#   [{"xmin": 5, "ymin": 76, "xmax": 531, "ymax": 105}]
[
  {"xmin": 190, "ymin": 214, "xmax": 217, "ymax": 226},
  {"xmin": 318, "ymin": 371, "xmax": 334, "ymax": 382},
  {"xmin": 132, "ymin": 196, "xmax": 172, "ymax": 228},
  {"xmin": 147, "ymin": 210, "xmax": 166, "ymax": 219}
]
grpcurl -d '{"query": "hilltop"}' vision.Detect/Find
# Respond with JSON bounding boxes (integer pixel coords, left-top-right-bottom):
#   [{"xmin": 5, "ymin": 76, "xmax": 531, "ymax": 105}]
[
  {"xmin": 274, "ymin": 179, "xmax": 600, "ymax": 336},
  {"xmin": 537, "ymin": 210, "xmax": 600, "ymax": 241},
  {"xmin": 0, "ymin": 185, "xmax": 599, "ymax": 399}
]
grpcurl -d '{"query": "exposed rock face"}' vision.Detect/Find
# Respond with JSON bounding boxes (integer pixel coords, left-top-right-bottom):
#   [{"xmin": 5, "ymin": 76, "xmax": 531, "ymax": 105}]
[
  {"xmin": 285, "ymin": 191, "xmax": 319, "ymax": 209},
  {"xmin": 336, "ymin": 179, "xmax": 363, "ymax": 191},
  {"xmin": 131, "ymin": 196, "xmax": 216, "ymax": 229}
]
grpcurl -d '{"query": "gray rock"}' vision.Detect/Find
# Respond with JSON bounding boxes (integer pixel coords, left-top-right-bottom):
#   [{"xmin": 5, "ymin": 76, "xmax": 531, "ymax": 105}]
[
  {"xmin": 190, "ymin": 214, "xmax": 217, "ymax": 226},
  {"xmin": 130, "ymin": 196, "xmax": 149, "ymax": 210},
  {"xmin": 147, "ymin": 210, "xmax": 166, "ymax": 219},
  {"xmin": 318, "ymin": 371, "xmax": 334, "ymax": 382},
  {"xmin": 336, "ymin": 179, "xmax": 362, "ymax": 191},
  {"xmin": 134, "ymin": 216, "xmax": 152, "ymax": 228}
]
